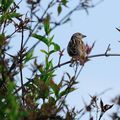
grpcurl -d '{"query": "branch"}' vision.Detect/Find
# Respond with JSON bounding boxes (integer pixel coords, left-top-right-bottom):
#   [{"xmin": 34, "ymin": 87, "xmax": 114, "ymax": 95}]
[
  {"xmin": 19, "ymin": 26, "xmax": 25, "ymax": 105},
  {"xmin": 88, "ymin": 53, "xmax": 120, "ymax": 58},
  {"xmin": 14, "ymin": 52, "xmax": 120, "ymax": 94}
]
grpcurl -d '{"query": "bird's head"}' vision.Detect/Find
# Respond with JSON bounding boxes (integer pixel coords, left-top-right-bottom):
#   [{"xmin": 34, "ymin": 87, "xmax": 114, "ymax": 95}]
[{"xmin": 72, "ymin": 32, "xmax": 86, "ymax": 40}]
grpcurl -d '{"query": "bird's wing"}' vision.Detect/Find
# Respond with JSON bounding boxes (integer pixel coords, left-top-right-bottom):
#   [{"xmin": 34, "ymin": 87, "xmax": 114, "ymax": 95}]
[{"xmin": 67, "ymin": 38, "xmax": 80, "ymax": 56}]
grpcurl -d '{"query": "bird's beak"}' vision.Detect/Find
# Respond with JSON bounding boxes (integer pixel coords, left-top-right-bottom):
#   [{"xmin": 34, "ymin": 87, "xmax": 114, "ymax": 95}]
[{"xmin": 82, "ymin": 34, "xmax": 87, "ymax": 38}]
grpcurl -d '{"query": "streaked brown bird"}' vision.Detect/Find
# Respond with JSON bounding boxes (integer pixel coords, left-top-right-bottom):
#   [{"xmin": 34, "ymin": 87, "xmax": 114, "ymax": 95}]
[{"xmin": 67, "ymin": 32, "xmax": 87, "ymax": 65}]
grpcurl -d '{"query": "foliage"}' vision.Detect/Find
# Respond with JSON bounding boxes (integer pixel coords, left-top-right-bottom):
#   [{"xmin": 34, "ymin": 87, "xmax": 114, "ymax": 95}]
[{"xmin": 0, "ymin": 0, "xmax": 120, "ymax": 120}]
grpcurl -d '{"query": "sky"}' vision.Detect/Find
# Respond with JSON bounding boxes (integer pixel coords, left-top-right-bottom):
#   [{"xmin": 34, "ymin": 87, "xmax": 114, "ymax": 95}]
[
  {"xmin": 14, "ymin": 0, "xmax": 120, "ymax": 119},
  {"xmin": 52, "ymin": 0, "xmax": 120, "ymax": 106}
]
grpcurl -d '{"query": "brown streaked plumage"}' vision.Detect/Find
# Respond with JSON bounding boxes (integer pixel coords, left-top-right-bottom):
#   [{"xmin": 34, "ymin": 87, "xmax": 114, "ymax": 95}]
[{"xmin": 67, "ymin": 32, "xmax": 87, "ymax": 65}]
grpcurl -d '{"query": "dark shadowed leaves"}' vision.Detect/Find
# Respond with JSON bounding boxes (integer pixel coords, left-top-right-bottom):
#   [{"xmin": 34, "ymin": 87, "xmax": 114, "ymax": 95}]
[
  {"xmin": 62, "ymin": 0, "xmax": 68, "ymax": 6},
  {"xmin": 57, "ymin": 5, "xmax": 62, "ymax": 15},
  {"xmin": 0, "ymin": 0, "xmax": 14, "ymax": 11},
  {"xmin": 49, "ymin": 79, "xmax": 60, "ymax": 98}
]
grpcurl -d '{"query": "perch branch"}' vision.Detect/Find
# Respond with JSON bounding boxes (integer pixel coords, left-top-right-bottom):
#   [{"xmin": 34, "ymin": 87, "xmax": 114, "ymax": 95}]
[{"xmin": 14, "ymin": 52, "xmax": 120, "ymax": 94}]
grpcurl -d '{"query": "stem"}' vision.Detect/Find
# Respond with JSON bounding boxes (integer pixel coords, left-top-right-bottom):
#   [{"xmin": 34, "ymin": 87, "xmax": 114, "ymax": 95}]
[{"xmin": 19, "ymin": 27, "xmax": 25, "ymax": 105}]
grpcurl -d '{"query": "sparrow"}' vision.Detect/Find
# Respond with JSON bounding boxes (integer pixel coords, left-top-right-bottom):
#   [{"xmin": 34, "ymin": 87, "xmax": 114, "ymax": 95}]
[{"xmin": 67, "ymin": 32, "xmax": 87, "ymax": 65}]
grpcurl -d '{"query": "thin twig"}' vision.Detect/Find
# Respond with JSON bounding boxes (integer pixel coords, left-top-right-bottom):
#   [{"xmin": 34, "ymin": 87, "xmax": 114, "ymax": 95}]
[
  {"xmin": 7, "ymin": 28, "xmax": 19, "ymax": 38},
  {"xmin": 41, "ymin": 0, "xmax": 55, "ymax": 19},
  {"xmin": 74, "ymin": 62, "xmax": 79, "ymax": 77},
  {"xmin": 75, "ymin": 65, "xmax": 84, "ymax": 80},
  {"xmin": 19, "ymin": 26, "xmax": 25, "ymax": 105},
  {"xmin": 88, "ymin": 53, "xmax": 120, "ymax": 58},
  {"xmin": 105, "ymin": 44, "xmax": 111, "ymax": 55},
  {"xmin": 2, "ymin": 20, "xmax": 7, "ymax": 34}
]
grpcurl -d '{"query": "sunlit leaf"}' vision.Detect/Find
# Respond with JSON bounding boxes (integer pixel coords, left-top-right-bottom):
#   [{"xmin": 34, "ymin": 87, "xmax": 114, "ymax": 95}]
[
  {"xmin": 45, "ymin": 59, "xmax": 53, "ymax": 70},
  {"xmin": 32, "ymin": 34, "xmax": 49, "ymax": 46},
  {"xmin": 9, "ymin": 12, "xmax": 22, "ymax": 18},
  {"xmin": 40, "ymin": 49, "xmax": 48, "ymax": 55},
  {"xmin": 49, "ymin": 35, "xmax": 54, "ymax": 43},
  {"xmin": 48, "ymin": 43, "xmax": 60, "ymax": 55},
  {"xmin": 49, "ymin": 50, "xmax": 55, "ymax": 55},
  {"xmin": 51, "ymin": 42, "xmax": 60, "ymax": 52},
  {"xmin": 0, "ymin": 12, "xmax": 21, "ymax": 24}
]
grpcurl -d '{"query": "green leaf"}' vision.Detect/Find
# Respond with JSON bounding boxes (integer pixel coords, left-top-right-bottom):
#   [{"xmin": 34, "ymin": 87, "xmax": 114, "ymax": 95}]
[
  {"xmin": 49, "ymin": 59, "xmax": 53, "ymax": 68},
  {"xmin": 59, "ymin": 87, "xmax": 76, "ymax": 98},
  {"xmin": 24, "ymin": 49, "xmax": 34, "ymax": 63},
  {"xmin": 48, "ymin": 43, "xmax": 60, "ymax": 55},
  {"xmin": 0, "ymin": 13, "xmax": 7, "ymax": 24},
  {"xmin": 45, "ymin": 59, "xmax": 53, "ymax": 70},
  {"xmin": 5, "ymin": 81, "xmax": 22, "ymax": 120},
  {"xmin": 49, "ymin": 50, "xmax": 55, "ymax": 55},
  {"xmin": 32, "ymin": 34, "xmax": 49, "ymax": 46},
  {"xmin": 49, "ymin": 79, "xmax": 59, "ymax": 97},
  {"xmin": 49, "ymin": 97, "xmax": 56, "ymax": 104},
  {"xmin": 57, "ymin": 5, "xmax": 62, "ymax": 15},
  {"xmin": 49, "ymin": 35, "xmax": 54, "ymax": 43},
  {"xmin": 9, "ymin": 12, "xmax": 22, "ymax": 18},
  {"xmin": 44, "ymin": 15, "xmax": 51, "ymax": 35},
  {"xmin": 51, "ymin": 42, "xmax": 60, "ymax": 52},
  {"xmin": 0, "ymin": 12, "xmax": 21, "ymax": 24},
  {"xmin": 40, "ymin": 49, "xmax": 48, "ymax": 55},
  {"xmin": 1, "ymin": 0, "xmax": 14, "ymax": 11},
  {"xmin": 39, "ymin": 65, "xmax": 45, "ymax": 74},
  {"xmin": 62, "ymin": 0, "xmax": 68, "ymax": 7},
  {"xmin": 0, "ymin": 34, "xmax": 5, "ymax": 46}
]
